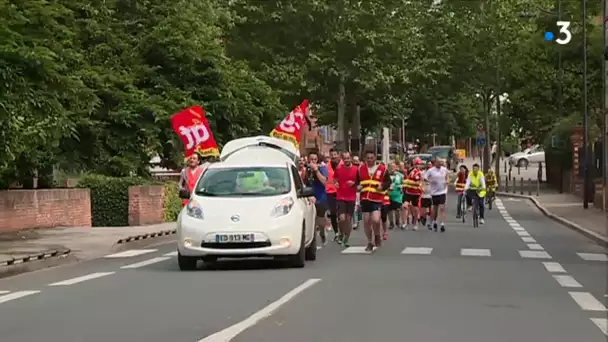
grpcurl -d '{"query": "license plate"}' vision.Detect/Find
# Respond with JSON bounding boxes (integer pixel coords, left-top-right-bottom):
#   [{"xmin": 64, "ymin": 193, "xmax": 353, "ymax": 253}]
[{"xmin": 215, "ymin": 234, "xmax": 254, "ymax": 243}]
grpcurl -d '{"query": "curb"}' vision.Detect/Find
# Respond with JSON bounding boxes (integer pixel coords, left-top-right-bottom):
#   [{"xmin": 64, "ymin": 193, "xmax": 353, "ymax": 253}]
[
  {"xmin": 0, "ymin": 249, "xmax": 71, "ymax": 267},
  {"xmin": 116, "ymin": 229, "xmax": 177, "ymax": 244},
  {"xmin": 497, "ymin": 192, "xmax": 608, "ymax": 247}
]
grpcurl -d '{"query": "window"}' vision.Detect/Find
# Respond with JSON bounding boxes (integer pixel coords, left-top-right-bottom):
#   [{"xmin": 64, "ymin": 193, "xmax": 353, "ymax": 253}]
[
  {"xmin": 291, "ymin": 165, "xmax": 303, "ymax": 192},
  {"xmin": 194, "ymin": 166, "xmax": 291, "ymax": 197}
]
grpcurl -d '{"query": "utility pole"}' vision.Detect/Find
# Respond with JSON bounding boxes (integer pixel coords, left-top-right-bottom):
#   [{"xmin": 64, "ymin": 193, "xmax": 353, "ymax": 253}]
[
  {"xmin": 495, "ymin": 61, "xmax": 501, "ymax": 181},
  {"xmin": 583, "ymin": 0, "xmax": 590, "ymax": 209}
]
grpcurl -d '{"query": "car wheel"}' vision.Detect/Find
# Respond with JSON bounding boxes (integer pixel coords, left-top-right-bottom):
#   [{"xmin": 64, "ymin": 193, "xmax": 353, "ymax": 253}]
[
  {"xmin": 178, "ymin": 252, "xmax": 198, "ymax": 271},
  {"xmin": 517, "ymin": 158, "xmax": 528, "ymax": 168},
  {"xmin": 305, "ymin": 230, "xmax": 317, "ymax": 261},
  {"xmin": 288, "ymin": 225, "xmax": 306, "ymax": 268}
]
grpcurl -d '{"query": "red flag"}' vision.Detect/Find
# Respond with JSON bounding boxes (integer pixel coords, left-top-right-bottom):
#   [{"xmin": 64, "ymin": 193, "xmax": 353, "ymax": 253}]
[
  {"xmin": 171, "ymin": 106, "xmax": 219, "ymax": 158},
  {"xmin": 270, "ymin": 100, "xmax": 308, "ymax": 147}
]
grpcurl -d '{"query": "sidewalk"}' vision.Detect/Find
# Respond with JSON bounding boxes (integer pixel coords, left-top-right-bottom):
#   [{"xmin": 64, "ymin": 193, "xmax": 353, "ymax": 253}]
[
  {"xmin": 497, "ymin": 188, "xmax": 608, "ymax": 245},
  {"xmin": 0, "ymin": 222, "xmax": 176, "ymax": 266}
]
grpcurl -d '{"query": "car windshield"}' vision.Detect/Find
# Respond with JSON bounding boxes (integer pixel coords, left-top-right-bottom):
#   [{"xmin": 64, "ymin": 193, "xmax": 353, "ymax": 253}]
[
  {"xmin": 429, "ymin": 147, "xmax": 449, "ymax": 158},
  {"xmin": 194, "ymin": 166, "xmax": 291, "ymax": 197}
]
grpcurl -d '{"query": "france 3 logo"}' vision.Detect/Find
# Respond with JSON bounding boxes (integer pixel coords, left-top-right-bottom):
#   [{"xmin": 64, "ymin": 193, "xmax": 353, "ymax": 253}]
[{"xmin": 543, "ymin": 21, "xmax": 572, "ymax": 45}]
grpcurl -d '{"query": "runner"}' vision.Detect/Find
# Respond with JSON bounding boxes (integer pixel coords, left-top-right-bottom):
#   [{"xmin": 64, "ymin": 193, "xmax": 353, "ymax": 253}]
[
  {"xmin": 425, "ymin": 158, "xmax": 449, "ymax": 232},
  {"xmin": 357, "ymin": 151, "xmax": 391, "ymax": 251},
  {"xmin": 420, "ymin": 161, "xmax": 433, "ymax": 228},
  {"xmin": 454, "ymin": 165, "xmax": 468, "ymax": 219},
  {"xmin": 402, "ymin": 158, "xmax": 423, "ymax": 230},
  {"xmin": 334, "ymin": 151, "xmax": 358, "ymax": 247},
  {"xmin": 352, "ymin": 155, "xmax": 361, "ymax": 230},
  {"xmin": 387, "ymin": 161, "xmax": 404, "ymax": 230},
  {"xmin": 400, "ymin": 160, "xmax": 412, "ymax": 227},
  {"xmin": 304, "ymin": 151, "xmax": 329, "ymax": 244},
  {"xmin": 325, "ymin": 148, "xmax": 341, "ymax": 241}
]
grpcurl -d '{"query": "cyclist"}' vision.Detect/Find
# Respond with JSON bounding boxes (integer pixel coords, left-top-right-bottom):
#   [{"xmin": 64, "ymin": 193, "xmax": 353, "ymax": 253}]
[
  {"xmin": 485, "ymin": 168, "xmax": 498, "ymax": 206},
  {"xmin": 454, "ymin": 165, "xmax": 468, "ymax": 219},
  {"xmin": 464, "ymin": 163, "xmax": 486, "ymax": 225}
]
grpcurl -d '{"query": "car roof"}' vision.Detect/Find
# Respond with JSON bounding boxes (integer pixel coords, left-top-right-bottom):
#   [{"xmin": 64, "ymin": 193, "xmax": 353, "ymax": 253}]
[
  {"xmin": 220, "ymin": 136, "xmax": 300, "ymax": 161},
  {"xmin": 211, "ymin": 147, "xmax": 293, "ymax": 168}
]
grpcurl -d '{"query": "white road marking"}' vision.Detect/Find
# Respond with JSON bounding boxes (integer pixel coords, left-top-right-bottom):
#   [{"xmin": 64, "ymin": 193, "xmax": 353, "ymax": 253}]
[
  {"xmin": 505, "ymin": 219, "xmax": 517, "ymax": 224},
  {"xmin": 590, "ymin": 318, "xmax": 608, "ymax": 336},
  {"xmin": 0, "ymin": 291, "xmax": 40, "ymax": 304},
  {"xmin": 511, "ymin": 225, "xmax": 525, "ymax": 231},
  {"xmin": 568, "ymin": 292, "xmax": 607, "ymax": 311},
  {"xmin": 48, "ymin": 272, "xmax": 115, "ymax": 286},
  {"xmin": 460, "ymin": 248, "xmax": 491, "ymax": 257},
  {"xmin": 164, "ymin": 251, "xmax": 178, "ymax": 257},
  {"xmin": 401, "ymin": 247, "xmax": 433, "ymax": 255},
  {"xmin": 527, "ymin": 243, "xmax": 544, "ymax": 250},
  {"xmin": 521, "ymin": 236, "xmax": 536, "ymax": 243},
  {"xmin": 104, "ymin": 249, "xmax": 158, "ymax": 258},
  {"xmin": 553, "ymin": 275, "xmax": 582, "ymax": 288},
  {"xmin": 506, "ymin": 198, "xmax": 521, "ymax": 201},
  {"xmin": 542, "ymin": 262, "xmax": 566, "ymax": 273},
  {"xmin": 198, "ymin": 278, "xmax": 321, "ymax": 342},
  {"xmin": 121, "ymin": 257, "xmax": 171, "ymax": 269},
  {"xmin": 516, "ymin": 231, "xmax": 531, "ymax": 237},
  {"xmin": 342, "ymin": 246, "xmax": 373, "ymax": 254},
  {"xmin": 577, "ymin": 253, "xmax": 608, "ymax": 262},
  {"xmin": 519, "ymin": 250, "xmax": 552, "ymax": 259},
  {"xmin": 0, "ymin": 291, "xmax": 9, "ymax": 295}
]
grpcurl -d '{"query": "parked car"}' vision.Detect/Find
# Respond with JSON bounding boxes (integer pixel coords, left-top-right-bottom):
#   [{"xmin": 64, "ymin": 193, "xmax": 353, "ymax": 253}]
[
  {"xmin": 428, "ymin": 145, "xmax": 459, "ymax": 171},
  {"xmin": 407, "ymin": 153, "xmax": 433, "ymax": 165},
  {"xmin": 176, "ymin": 136, "xmax": 317, "ymax": 270},
  {"xmin": 508, "ymin": 144, "xmax": 545, "ymax": 167}
]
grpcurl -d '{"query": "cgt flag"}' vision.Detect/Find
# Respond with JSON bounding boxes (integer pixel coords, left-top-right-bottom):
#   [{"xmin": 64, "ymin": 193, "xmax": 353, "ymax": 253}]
[
  {"xmin": 170, "ymin": 106, "xmax": 220, "ymax": 158},
  {"xmin": 270, "ymin": 100, "xmax": 310, "ymax": 147}
]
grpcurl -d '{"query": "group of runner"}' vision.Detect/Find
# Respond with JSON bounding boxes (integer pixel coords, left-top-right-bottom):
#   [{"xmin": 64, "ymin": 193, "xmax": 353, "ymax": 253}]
[{"xmin": 298, "ymin": 148, "xmax": 484, "ymax": 252}]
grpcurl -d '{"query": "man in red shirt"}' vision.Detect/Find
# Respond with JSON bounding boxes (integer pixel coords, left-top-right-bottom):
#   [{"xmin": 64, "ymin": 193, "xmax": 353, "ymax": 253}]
[{"xmin": 333, "ymin": 151, "xmax": 358, "ymax": 247}]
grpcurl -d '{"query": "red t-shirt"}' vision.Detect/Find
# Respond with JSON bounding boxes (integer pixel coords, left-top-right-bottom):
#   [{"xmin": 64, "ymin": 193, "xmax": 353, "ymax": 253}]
[{"xmin": 334, "ymin": 164, "xmax": 358, "ymax": 202}]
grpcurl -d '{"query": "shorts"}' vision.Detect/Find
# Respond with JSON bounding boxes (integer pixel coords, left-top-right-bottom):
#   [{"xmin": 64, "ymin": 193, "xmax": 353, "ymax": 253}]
[
  {"xmin": 431, "ymin": 194, "xmax": 447, "ymax": 206},
  {"xmin": 403, "ymin": 193, "xmax": 420, "ymax": 204},
  {"xmin": 389, "ymin": 201, "xmax": 402, "ymax": 210},
  {"xmin": 381, "ymin": 205, "xmax": 389, "ymax": 222},
  {"xmin": 326, "ymin": 193, "xmax": 337, "ymax": 216},
  {"xmin": 336, "ymin": 200, "xmax": 356, "ymax": 217},
  {"xmin": 315, "ymin": 203, "xmax": 328, "ymax": 217},
  {"xmin": 360, "ymin": 200, "xmax": 382, "ymax": 213},
  {"xmin": 421, "ymin": 197, "xmax": 432, "ymax": 208}
]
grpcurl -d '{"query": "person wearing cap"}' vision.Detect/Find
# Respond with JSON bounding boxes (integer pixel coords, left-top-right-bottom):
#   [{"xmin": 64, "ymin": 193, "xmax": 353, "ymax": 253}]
[{"xmin": 402, "ymin": 157, "xmax": 423, "ymax": 230}]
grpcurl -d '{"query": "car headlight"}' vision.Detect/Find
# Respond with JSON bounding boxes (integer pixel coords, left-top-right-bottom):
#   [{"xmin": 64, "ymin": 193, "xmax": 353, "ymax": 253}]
[
  {"xmin": 271, "ymin": 197, "xmax": 294, "ymax": 217},
  {"xmin": 186, "ymin": 200, "xmax": 204, "ymax": 219}
]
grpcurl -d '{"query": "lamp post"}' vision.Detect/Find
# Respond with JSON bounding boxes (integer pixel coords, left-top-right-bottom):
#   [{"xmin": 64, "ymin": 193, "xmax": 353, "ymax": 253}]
[
  {"xmin": 582, "ymin": 0, "xmax": 590, "ymax": 209},
  {"xmin": 603, "ymin": 0, "xmax": 608, "ymax": 210}
]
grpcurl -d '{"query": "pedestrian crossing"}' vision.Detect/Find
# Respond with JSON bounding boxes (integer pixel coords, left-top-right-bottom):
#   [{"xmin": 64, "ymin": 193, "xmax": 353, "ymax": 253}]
[{"xmin": 337, "ymin": 245, "xmax": 607, "ymax": 262}]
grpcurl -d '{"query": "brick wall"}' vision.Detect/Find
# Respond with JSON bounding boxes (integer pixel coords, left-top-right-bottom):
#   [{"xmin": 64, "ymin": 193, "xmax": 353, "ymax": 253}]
[
  {"xmin": 128, "ymin": 185, "xmax": 165, "ymax": 226},
  {"xmin": 0, "ymin": 189, "xmax": 91, "ymax": 233}
]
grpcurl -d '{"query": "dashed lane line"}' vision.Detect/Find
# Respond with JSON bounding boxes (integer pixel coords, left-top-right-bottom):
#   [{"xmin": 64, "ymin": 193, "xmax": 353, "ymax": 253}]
[
  {"xmin": 519, "ymin": 250, "xmax": 552, "ymax": 259},
  {"xmin": 460, "ymin": 248, "xmax": 491, "ymax": 257},
  {"xmin": 576, "ymin": 253, "xmax": 608, "ymax": 262},
  {"xmin": 542, "ymin": 262, "xmax": 566, "ymax": 273},
  {"xmin": 552, "ymin": 275, "xmax": 583, "ymax": 288},
  {"xmin": 568, "ymin": 292, "xmax": 608, "ymax": 311},
  {"xmin": 48, "ymin": 272, "xmax": 115, "ymax": 286},
  {"xmin": 121, "ymin": 257, "xmax": 171, "ymax": 269},
  {"xmin": 527, "ymin": 243, "xmax": 544, "ymax": 250},
  {"xmin": 590, "ymin": 318, "xmax": 607, "ymax": 336},
  {"xmin": 164, "ymin": 251, "xmax": 178, "ymax": 257},
  {"xmin": 104, "ymin": 249, "xmax": 158, "ymax": 258},
  {"xmin": 0, "ymin": 291, "xmax": 40, "ymax": 304}
]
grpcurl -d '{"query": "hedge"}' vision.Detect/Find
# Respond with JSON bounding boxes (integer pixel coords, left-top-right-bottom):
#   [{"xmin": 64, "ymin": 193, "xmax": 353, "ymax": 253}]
[
  {"xmin": 79, "ymin": 174, "xmax": 148, "ymax": 227},
  {"xmin": 163, "ymin": 181, "xmax": 182, "ymax": 222}
]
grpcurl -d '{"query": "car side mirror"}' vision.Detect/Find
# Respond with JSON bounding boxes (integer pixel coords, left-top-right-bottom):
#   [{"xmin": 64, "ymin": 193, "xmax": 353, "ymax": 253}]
[
  {"xmin": 297, "ymin": 186, "xmax": 315, "ymax": 198},
  {"xmin": 178, "ymin": 189, "xmax": 191, "ymax": 199}
]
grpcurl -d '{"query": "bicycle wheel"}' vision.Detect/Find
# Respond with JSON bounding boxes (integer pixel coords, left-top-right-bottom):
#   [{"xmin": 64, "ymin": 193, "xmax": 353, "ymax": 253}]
[
  {"xmin": 461, "ymin": 196, "xmax": 466, "ymax": 223},
  {"xmin": 488, "ymin": 193, "xmax": 493, "ymax": 210},
  {"xmin": 472, "ymin": 199, "xmax": 479, "ymax": 228}
]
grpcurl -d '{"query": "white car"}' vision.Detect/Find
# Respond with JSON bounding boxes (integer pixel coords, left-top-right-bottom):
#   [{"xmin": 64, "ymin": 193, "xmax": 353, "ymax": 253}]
[
  {"xmin": 509, "ymin": 144, "xmax": 545, "ymax": 167},
  {"xmin": 176, "ymin": 136, "xmax": 317, "ymax": 270}
]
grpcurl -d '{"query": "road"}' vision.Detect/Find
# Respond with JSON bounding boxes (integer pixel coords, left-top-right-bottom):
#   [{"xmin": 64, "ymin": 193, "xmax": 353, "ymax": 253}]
[{"xmin": 0, "ymin": 197, "xmax": 606, "ymax": 342}]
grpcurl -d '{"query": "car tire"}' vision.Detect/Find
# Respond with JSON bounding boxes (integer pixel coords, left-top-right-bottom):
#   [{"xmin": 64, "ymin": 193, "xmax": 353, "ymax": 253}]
[
  {"xmin": 517, "ymin": 158, "xmax": 528, "ymax": 168},
  {"xmin": 178, "ymin": 252, "xmax": 198, "ymax": 271},
  {"xmin": 288, "ymin": 225, "xmax": 306, "ymax": 268},
  {"xmin": 305, "ymin": 230, "xmax": 317, "ymax": 261}
]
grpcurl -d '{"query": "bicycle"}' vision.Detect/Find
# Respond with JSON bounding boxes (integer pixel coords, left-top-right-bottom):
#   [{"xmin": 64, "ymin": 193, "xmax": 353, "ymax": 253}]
[
  {"xmin": 467, "ymin": 189, "xmax": 485, "ymax": 228},
  {"xmin": 459, "ymin": 194, "xmax": 466, "ymax": 223},
  {"xmin": 486, "ymin": 189, "xmax": 495, "ymax": 210}
]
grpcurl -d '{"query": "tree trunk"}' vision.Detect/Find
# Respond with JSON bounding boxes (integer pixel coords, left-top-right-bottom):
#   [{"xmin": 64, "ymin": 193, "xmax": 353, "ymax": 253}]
[
  {"xmin": 337, "ymin": 78, "xmax": 346, "ymax": 150},
  {"xmin": 350, "ymin": 105, "xmax": 361, "ymax": 155}
]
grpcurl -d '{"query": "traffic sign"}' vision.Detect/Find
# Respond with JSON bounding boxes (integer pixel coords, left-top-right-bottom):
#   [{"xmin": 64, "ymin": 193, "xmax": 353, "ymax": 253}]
[{"xmin": 476, "ymin": 136, "xmax": 486, "ymax": 146}]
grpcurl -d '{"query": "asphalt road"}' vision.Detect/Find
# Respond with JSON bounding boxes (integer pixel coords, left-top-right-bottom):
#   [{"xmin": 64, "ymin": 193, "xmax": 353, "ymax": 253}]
[{"xmin": 0, "ymin": 196, "xmax": 606, "ymax": 342}]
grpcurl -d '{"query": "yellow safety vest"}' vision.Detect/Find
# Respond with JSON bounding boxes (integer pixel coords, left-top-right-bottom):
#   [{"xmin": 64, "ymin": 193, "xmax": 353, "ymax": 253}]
[{"xmin": 469, "ymin": 172, "xmax": 484, "ymax": 190}]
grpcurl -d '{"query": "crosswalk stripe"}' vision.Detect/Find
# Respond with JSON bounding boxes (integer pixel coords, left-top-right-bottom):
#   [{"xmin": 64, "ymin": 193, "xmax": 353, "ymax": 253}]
[
  {"xmin": 568, "ymin": 292, "xmax": 607, "ymax": 311},
  {"xmin": 576, "ymin": 253, "xmax": 608, "ymax": 262},
  {"xmin": 591, "ymin": 318, "xmax": 608, "ymax": 336},
  {"xmin": 519, "ymin": 250, "xmax": 552, "ymax": 259},
  {"xmin": 104, "ymin": 249, "xmax": 158, "ymax": 258},
  {"xmin": 553, "ymin": 275, "xmax": 582, "ymax": 288},
  {"xmin": 521, "ymin": 236, "xmax": 536, "ymax": 243},
  {"xmin": 527, "ymin": 243, "xmax": 544, "ymax": 250},
  {"xmin": 460, "ymin": 248, "xmax": 491, "ymax": 257},
  {"xmin": 542, "ymin": 262, "xmax": 566, "ymax": 273},
  {"xmin": 341, "ymin": 246, "xmax": 373, "ymax": 254},
  {"xmin": 401, "ymin": 247, "xmax": 433, "ymax": 255}
]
